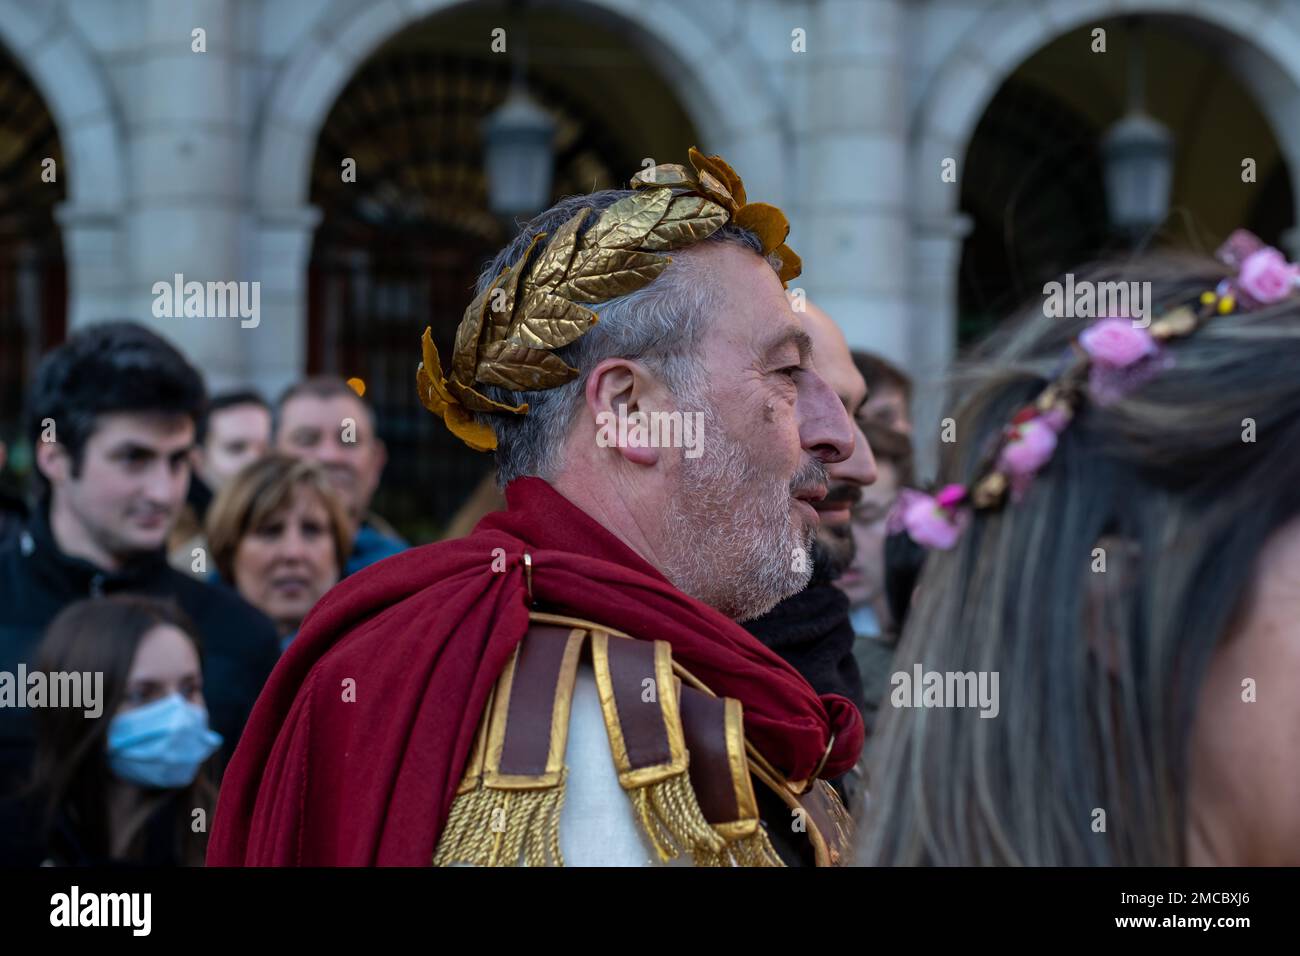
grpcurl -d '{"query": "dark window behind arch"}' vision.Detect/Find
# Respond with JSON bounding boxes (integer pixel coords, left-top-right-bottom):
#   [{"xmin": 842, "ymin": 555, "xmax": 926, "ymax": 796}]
[{"xmin": 0, "ymin": 43, "xmax": 66, "ymax": 489}]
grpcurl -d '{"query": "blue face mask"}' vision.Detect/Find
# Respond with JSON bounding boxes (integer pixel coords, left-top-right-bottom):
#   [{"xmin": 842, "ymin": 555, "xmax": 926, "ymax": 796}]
[{"xmin": 106, "ymin": 693, "xmax": 223, "ymax": 789}]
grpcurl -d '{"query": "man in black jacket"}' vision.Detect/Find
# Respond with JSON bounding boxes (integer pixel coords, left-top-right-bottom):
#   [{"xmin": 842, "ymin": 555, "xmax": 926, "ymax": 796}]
[{"xmin": 0, "ymin": 322, "xmax": 280, "ymax": 794}]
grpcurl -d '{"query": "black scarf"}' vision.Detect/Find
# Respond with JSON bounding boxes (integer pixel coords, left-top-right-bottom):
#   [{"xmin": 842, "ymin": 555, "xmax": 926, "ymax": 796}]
[{"xmin": 741, "ymin": 541, "xmax": 864, "ymax": 714}]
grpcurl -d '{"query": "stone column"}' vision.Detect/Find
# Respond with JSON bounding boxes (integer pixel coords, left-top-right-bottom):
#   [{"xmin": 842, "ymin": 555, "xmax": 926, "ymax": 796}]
[
  {"xmin": 249, "ymin": 206, "xmax": 323, "ymax": 402},
  {"xmin": 909, "ymin": 211, "xmax": 971, "ymax": 479},
  {"xmin": 793, "ymin": 0, "xmax": 909, "ymax": 362},
  {"xmin": 121, "ymin": 0, "xmax": 251, "ymax": 390},
  {"xmin": 56, "ymin": 204, "xmax": 128, "ymax": 329}
]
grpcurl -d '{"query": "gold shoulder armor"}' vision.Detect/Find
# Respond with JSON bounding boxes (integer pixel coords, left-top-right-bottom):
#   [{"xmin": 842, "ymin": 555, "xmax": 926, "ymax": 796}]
[{"xmin": 432, "ymin": 611, "xmax": 849, "ymax": 867}]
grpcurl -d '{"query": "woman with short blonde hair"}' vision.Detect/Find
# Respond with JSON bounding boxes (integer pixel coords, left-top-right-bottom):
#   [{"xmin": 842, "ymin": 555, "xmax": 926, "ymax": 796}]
[{"xmin": 207, "ymin": 454, "xmax": 351, "ymax": 649}]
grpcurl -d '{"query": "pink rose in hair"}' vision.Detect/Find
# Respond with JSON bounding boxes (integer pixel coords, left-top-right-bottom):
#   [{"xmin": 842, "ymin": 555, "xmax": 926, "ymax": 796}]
[
  {"xmin": 934, "ymin": 484, "xmax": 967, "ymax": 510},
  {"xmin": 999, "ymin": 418, "xmax": 1057, "ymax": 478},
  {"xmin": 1079, "ymin": 318, "xmax": 1156, "ymax": 368},
  {"xmin": 1237, "ymin": 246, "xmax": 1299, "ymax": 305},
  {"xmin": 899, "ymin": 486, "xmax": 968, "ymax": 551},
  {"xmin": 1040, "ymin": 405, "xmax": 1072, "ymax": 433}
]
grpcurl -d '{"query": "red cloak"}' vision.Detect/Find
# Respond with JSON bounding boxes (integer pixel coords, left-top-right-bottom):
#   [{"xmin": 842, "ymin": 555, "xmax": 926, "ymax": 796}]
[{"xmin": 207, "ymin": 477, "xmax": 864, "ymax": 865}]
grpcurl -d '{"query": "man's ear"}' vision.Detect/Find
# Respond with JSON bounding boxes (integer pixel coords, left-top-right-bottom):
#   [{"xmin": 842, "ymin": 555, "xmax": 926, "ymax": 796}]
[
  {"xmin": 35, "ymin": 440, "xmax": 71, "ymax": 487},
  {"xmin": 585, "ymin": 357, "xmax": 659, "ymax": 467}
]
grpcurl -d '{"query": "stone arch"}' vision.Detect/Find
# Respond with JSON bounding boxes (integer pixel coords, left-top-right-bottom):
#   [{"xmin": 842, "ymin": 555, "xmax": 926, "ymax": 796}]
[
  {"xmin": 247, "ymin": 0, "xmax": 787, "ymax": 394},
  {"xmin": 0, "ymin": 0, "xmax": 126, "ymax": 209},
  {"xmin": 0, "ymin": 0, "xmax": 128, "ymax": 329},
  {"xmin": 912, "ymin": 0, "xmax": 1300, "ymax": 223},
  {"xmin": 253, "ymin": 0, "xmax": 786, "ymax": 214},
  {"xmin": 906, "ymin": 0, "xmax": 1300, "ymax": 457}
]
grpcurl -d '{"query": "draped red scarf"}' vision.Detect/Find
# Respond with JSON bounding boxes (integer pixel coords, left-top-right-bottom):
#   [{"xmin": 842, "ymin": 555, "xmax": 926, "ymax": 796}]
[{"xmin": 207, "ymin": 477, "xmax": 863, "ymax": 865}]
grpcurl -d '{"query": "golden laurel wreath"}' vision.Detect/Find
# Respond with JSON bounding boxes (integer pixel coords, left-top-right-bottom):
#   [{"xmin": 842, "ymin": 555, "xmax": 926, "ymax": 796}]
[{"xmin": 418, "ymin": 147, "xmax": 802, "ymax": 451}]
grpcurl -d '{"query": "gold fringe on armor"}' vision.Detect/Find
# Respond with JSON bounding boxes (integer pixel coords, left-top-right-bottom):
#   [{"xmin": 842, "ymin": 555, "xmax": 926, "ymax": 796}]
[
  {"xmin": 431, "ymin": 772, "xmax": 567, "ymax": 867},
  {"xmin": 694, "ymin": 826, "xmax": 785, "ymax": 867},
  {"xmin": 626, "ymin": 770, "xmax": 726, "ymax": 862}
]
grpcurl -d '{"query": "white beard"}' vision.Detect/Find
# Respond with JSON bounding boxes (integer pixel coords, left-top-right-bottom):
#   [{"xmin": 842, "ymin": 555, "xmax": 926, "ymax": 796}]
[{"xmin": 659, "ymin": 403, "xmax": 822, "ymax": 621}]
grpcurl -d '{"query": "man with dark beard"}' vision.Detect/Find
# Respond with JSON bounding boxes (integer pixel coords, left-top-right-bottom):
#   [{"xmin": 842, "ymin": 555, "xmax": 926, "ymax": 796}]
[
  {"xmin": 210, "ymin": 150, "xmax": 864, "ymax": 867},
  {"xmin": 742, "ymin": 303, "xmax": 877, "ymax": 808}
]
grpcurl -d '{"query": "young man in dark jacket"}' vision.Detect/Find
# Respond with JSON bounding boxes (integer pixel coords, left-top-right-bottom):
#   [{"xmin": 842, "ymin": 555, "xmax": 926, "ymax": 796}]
[{"xmin": 0, "ymin": 322, "xmax": 281, "ymax": 794}]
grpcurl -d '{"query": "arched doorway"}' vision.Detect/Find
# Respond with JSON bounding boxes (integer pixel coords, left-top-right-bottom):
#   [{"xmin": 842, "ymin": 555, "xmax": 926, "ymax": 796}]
[
  {"xmin": 305, "ymin": 5, "xmax": 701, "ymax": 539},
  {"xmin": 956, "ymin": 16, "xmax": 1294, "ymax": 347},
  {"xmin": 0, "ymin": 41, "xmax": 65, "ymax": 476},
  {"xmin": 906, "ymin": 1, "xmax": 1300, "ymax": 477},
  {"xmin": 958, "ymin": 78, "xmax": 1109, "ymax": 345}
]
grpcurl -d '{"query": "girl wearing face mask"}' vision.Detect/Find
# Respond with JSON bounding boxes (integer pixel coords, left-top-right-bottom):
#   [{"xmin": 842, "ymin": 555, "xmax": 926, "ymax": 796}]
[{"xmin": 1, "ymin": 596, "xmax": 220, "ymax": 865}]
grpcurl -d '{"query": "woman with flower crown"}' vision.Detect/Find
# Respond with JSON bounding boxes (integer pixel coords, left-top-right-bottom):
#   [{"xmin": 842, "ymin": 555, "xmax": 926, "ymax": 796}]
[{"xmin": 861, "ymin": 232, "xmax": 1300, "ymax": 865}]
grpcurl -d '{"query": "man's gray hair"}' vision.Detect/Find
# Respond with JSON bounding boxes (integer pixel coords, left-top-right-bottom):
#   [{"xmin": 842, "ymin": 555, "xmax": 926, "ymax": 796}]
[{"xmin": 473, "ymin": 189, "xmax": 781, "ymax": 484}]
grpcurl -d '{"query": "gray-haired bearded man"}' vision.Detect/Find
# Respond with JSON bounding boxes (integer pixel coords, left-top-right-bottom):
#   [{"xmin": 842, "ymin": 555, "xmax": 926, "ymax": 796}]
[{"xmin": 211, "ymin": 149, "xmax": 864, "ymax": 867}]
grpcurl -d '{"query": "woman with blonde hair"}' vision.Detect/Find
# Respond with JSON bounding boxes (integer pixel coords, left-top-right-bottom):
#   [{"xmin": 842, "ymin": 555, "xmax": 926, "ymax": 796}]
[{"xmin": 207, "ymin": 454, "xmax": 352, "ymax": 651}]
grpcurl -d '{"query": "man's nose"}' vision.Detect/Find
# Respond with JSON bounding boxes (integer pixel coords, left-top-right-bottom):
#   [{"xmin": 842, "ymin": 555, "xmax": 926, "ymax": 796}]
[
  {"xmin": 798, "ymin": 370, "xmax": 853, "ymax": 465},
  {"xmin": 829, "ymin": 419, "xmax": 877, "ymax": 488},
  {"xmin": 308, "ymin": 438, "xmax": 352, "ymax": 467},
  {"xmin": 147, "ymin": 460, "xmax": 185, "ymax": 504}
]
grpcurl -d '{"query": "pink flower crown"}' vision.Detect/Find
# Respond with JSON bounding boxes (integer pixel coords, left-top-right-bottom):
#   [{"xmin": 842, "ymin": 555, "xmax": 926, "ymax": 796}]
[{"xmin": 889, "ymin": 229, "xmax": 1300, "ymax": 551}]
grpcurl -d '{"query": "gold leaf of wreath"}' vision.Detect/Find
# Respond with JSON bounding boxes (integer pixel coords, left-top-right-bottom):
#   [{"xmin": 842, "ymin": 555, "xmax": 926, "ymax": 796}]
[
  {"xmin": 633, "ymin": 148, "xmax": 801, "ymax": 284},
  {"xmin": 418, "ymin": 146, "xmax": 799, "ymax": 451}
]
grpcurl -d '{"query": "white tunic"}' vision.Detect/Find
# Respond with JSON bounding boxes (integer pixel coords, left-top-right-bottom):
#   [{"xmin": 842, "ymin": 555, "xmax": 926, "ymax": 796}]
[{"xmin": 556, "ymin": 662, "xmax": 693, "ymax": 867}]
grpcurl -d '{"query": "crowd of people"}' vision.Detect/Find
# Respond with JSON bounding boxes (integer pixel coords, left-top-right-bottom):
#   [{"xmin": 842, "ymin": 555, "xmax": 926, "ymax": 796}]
[
  {"xmin": 0, "ymin": 322, "xmax": 417, "ymax": 863},
  {"xmin": 0, "ymin": 312, "xmax": 916, "ymax": 865},
  {"xmin": 2, "ymin": 152, "xmax": 1296, "ymax": 869}
]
